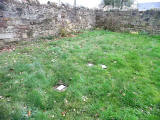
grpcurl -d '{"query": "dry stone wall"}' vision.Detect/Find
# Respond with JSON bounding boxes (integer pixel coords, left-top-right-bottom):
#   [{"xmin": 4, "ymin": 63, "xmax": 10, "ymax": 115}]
[
  {"xmin": 0, "ymin": 2, "xmax": 95, "ymax": 48},
  {"xmin": 96, "ymin": 10, "xmax": 160, "ymax": 34},
  {"xmin": 0, "ymin": 1, "xmax": 160, "ymax": 49}
]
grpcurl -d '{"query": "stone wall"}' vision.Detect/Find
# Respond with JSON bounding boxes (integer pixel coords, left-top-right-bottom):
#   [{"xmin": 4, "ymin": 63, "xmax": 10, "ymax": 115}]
[
  {"xmin": 96, "ymin": 10, "xmax": 160, "ymax": 34},
  {"xmin": 0, "ymin": 2, "xmax": 95, "ymax": 48},
  {"xmin": 1, "ymin": 1, "xmax": 160, "ymax": 49}
]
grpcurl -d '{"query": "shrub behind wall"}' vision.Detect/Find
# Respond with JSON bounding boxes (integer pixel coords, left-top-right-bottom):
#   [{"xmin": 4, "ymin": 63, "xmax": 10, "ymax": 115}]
[{"xmin": 96, "ymin": 10, "xmax": 160, "ymax": 34}]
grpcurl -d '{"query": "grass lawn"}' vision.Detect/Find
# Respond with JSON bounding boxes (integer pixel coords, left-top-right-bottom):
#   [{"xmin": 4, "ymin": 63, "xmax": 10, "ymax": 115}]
[{"xmin": 0, "ymin": 30, "xmax": 160, "ymax": 120}]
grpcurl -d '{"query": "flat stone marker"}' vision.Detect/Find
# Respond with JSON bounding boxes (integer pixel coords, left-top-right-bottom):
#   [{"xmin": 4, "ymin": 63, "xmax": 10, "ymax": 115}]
[{"xmin": 55, "ymin": 85, "xmax": 67, "ymax": 91}]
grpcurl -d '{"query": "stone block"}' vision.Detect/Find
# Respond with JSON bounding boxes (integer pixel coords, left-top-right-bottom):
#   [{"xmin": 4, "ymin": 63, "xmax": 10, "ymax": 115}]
[
  {"xmin": 16, "ymin": 25, "xmax": 29, "ymax": 30},
  {"xmin": 0, "ymin": 41, "xmax": 4, "ymax": 46},
  {"xmin": 0, "ymin": 11, "xmax": 3, "ymax": 17},
  {"xmin": 48, "ymin": 30, "xmax": 55, "ymax": 35},
  {"xmin": 0, "ymin": 33, "xmax": 15, "ymax": 39},
  {"xmin": 4, "ymin": 38, "xmax": 18, "ymax": 43},
  {"xmin": 0, "ymin": 21, "xmax": 7, "ymax": 28},
  {"xmin": 2, "ymin": 17, "xmax": 10, "ymax": 21},
  {"xmin": 22, "ymin": 33, "xmax": 28, "ymax": 39}
]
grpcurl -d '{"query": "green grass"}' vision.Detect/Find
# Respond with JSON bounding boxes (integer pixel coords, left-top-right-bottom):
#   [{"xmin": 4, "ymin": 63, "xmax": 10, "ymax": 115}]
[{"xmin": 0, "ymin": 30, "xmax": 160, "ymax": 120}]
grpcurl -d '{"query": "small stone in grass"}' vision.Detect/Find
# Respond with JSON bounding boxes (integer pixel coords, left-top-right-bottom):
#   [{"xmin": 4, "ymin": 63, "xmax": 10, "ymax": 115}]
[
  {"xmin": 88, "ymin": 63, "xmax": 94, "ymax": 67},
  {"xmin": 101, "ymin": 65, "xmax": 107, "ymax": 69},
  {"xmin": 113, "ymin": 61, "xmax": 117, "ymax": 64},
  {"xmin": 62, "ymin": 111, "xmax": 67, "ymax": 116},
  {"xmin": 122, "ymin": 93, "xmax": 126, "ymax": 96},
  {"xmin": 0, "ymin": 96, "xmax": 3, "ymax": 99}
]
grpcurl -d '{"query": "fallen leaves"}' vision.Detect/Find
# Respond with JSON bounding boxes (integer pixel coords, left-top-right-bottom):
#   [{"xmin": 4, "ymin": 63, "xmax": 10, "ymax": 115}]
[
  {"xmin": 61, "ymin": 111, "xmax": 67, "ymax": 116},
  {"xmin": 82, "ymin": 96, "xmax": 88, "ymax": 102},
  {"xmin": 51, "ymin": 59, "xmax": 56, "ymax": 62},
  {"xmin": 64, "ymin": 99, "xmax": 68, "ymax": 105},
  {"xmin": 28, "ymin": 110, "xmax": 31, "ymax": 117},
  {"xmin": 87, "ymin": 63, "xmax": 108, "ymax": 70},
  {"xmin": 0, "ymin": 46, "xmax": 16, "ymax": 53}
]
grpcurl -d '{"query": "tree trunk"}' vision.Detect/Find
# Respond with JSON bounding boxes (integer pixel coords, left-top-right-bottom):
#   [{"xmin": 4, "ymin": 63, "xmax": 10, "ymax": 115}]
[
  {"xmin": 112, "ymin": 0, "xmax": 115, "ymax": 8},
  {"xmin": 120, "ymin": 0, "xmax": 124, "ymax": 9},
  {"xmin": 74, "ymin": 0, "xmax": 76, "ymax": 15}
]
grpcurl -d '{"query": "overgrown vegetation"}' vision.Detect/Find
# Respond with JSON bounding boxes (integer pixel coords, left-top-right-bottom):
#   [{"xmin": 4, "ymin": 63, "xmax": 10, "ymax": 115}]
[
  {"xmin": 103, "ymin": 16, "xmax": 121, "ymax": 32},
  {"xmin": 103, "ymin": 0, "xmax": 134, "ymax": 9},
  {"xmin": 0, "ymin": 30, "xmax": 160, "ymax": 120}
]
